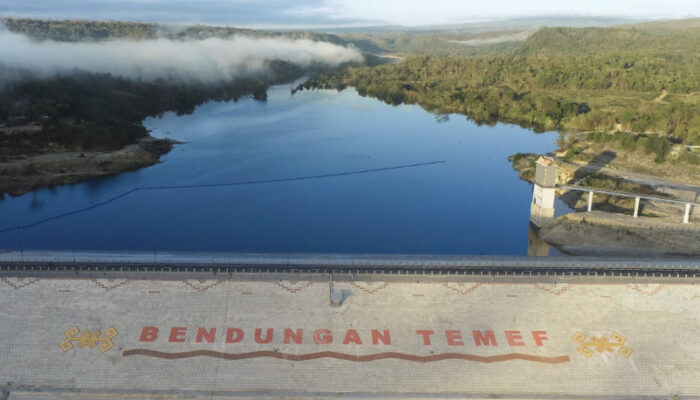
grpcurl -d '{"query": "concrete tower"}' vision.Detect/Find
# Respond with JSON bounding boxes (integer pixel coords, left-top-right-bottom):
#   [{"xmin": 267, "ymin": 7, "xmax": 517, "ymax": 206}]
[{"xmin": 530, "ymin": 156, "xmax": 557, "ymax": 227}]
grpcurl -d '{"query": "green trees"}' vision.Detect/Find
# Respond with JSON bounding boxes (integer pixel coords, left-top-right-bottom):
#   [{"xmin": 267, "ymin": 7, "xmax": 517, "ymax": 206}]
[
  {"xmin": 308, "ymin": 48, "xmax": 699, "ymax": 144},
  {"xmin": 1, "ymin": 18, "xmax": 159, "ymax": 41},
  {"xmin": 0, "ymin": 64, "xmax": 307, "ymax": 154}
]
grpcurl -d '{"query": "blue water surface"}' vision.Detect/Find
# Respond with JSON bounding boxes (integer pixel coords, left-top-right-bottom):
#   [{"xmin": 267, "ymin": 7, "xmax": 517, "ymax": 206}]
[{"xmin": 0, "ymin": 83, "xmax": 569, "ymax": 255}]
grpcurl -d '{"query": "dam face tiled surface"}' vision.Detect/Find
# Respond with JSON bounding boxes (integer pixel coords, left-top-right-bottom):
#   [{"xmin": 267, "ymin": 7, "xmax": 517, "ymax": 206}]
[{"xmin": 0, "ymin": 277, "xmax": 699, "ymax": 398}]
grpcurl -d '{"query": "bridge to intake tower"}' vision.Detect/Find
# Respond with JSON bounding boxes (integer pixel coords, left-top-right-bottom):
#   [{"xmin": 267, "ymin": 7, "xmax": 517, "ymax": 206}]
[{"xmin": 530, "ymin": 156, "xmax": 698, "ymax": 226}]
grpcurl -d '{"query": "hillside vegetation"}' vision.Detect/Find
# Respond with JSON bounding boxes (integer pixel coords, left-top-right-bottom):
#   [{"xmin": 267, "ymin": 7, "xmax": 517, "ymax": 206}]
[
  {"xmin": 520, "ymin": 22, "xmax": 700, "ymax": 56},
  {"xmin": 330, "ymin": 16, "xmax": 643, "ymax": 57},
  {"xmin": 0, "ymin": 17, "xmax": 375, "ymax": 51},
  {"xmin": 0, "ymin": 72, "xmax": 284, "ymax": 156}
]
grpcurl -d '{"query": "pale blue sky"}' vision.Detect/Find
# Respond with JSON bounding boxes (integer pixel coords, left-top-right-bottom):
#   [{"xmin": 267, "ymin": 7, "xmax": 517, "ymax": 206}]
[{"xmin": 1, "ymin": 0, "xmax": 698, "ymax": 28}]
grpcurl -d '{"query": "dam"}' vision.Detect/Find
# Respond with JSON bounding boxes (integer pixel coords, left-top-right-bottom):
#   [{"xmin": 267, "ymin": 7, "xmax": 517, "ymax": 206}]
[{"xmin": 1, "ymin": 251, "xmax": 700, "ymax": 399}]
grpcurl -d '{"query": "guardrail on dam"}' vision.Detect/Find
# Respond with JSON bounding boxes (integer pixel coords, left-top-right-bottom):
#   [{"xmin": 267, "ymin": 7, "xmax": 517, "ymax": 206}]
[{"xmin": 1, "ymin": 251, "xmax": 699, "ymax": 281}]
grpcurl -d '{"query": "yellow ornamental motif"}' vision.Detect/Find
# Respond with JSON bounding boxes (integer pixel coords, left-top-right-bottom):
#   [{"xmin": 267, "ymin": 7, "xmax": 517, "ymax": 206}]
[
  {"xmin": 572, "ymin": 332, "xmax": 632, "ymax": 359},
  {"xmin": 60, "ymin": 326, "xmax": 118, "ymax": 353}
]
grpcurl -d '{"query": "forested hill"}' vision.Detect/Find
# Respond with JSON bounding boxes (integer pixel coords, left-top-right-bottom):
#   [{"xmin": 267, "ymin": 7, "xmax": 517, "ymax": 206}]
[
  {"xmin": 0, "ymin": 17, "xmax": 378, "ymax": 51},
  {"xmin": 1, "ymin": 18, "xmax": 163, "ymax": 41},
  {"xmin": 520, "ymin": 20, "xmax": 700, "ymax": 57},
  {"xmin": 319, "ymin": 18, "xmax": 700, "ymax": 58},
  {"xmin": 6, "ymin": 17, "xmax": 697, "ymax": 57}
]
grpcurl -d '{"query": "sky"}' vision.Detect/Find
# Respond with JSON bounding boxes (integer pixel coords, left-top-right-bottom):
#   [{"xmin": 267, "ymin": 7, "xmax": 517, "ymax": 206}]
[{"xmin": 1, "ymin": 0, "xmax": 698, "ymax": 28}]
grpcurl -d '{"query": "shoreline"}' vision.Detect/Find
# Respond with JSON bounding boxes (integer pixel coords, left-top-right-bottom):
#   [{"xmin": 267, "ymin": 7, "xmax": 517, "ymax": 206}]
[
  {"xmin": 0, "ymin": 136, "xmax": 180, "ymax": 197},
  {"xmin": 537, "ymin": 211, "xmax": 700, "ymax": 257}
]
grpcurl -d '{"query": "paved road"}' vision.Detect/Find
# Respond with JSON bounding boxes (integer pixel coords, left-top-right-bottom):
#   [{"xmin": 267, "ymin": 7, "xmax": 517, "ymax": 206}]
[{"xmin": 557, "ymin": 158, "xmax": 700, "ymax": 194}]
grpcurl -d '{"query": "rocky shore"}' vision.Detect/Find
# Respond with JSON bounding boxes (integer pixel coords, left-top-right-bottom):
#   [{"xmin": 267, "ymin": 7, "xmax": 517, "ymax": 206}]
[{"xmin": 0, "ymin": 136, "xmax": 180, "ymax": 197}]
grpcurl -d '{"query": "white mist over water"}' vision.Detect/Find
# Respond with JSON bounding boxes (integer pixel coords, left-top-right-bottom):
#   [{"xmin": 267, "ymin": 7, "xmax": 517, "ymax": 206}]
[{"xmin": 0, "ymin": 29, "xmax": 363, "ymax": 83}]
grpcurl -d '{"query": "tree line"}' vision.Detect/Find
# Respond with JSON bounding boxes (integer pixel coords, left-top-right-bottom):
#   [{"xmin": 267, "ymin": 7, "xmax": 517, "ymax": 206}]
[
  {"xmin": 0, "ymin": 62, "xmax": 303, "ymax": 154},
  {"xmin": 305, "ymin": 52, "xmax": 700, "ymax": 145}
]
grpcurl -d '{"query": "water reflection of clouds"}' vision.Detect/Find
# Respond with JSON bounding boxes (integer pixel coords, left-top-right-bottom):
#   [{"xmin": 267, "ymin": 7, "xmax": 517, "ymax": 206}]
[
  {"xmin": 290, "ymin": 86, "xmax": 379, "ymax": 111},
  {"xmin": 150, "ymin": 86, "xmax": 382, "ymax": 143},
  {"xmin": 145, "ymin": 87, "xmax": 320, "ymax": 141}
]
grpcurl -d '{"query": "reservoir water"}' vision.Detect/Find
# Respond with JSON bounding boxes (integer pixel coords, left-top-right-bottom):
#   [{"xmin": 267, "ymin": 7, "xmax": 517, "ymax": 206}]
[{"xmin": 0, "ymin": 83, "xmax": 571, "ymax": 255}]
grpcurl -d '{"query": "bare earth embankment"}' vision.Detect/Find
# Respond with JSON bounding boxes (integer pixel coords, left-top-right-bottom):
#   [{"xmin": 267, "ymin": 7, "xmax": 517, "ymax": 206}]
[
  {"xmin": 0, "ymin": 137, "xmax": 178, "ymax": 196},
  {"xmin": 539, "ymin": 211, "xmax": 700, "ymax": 257}
]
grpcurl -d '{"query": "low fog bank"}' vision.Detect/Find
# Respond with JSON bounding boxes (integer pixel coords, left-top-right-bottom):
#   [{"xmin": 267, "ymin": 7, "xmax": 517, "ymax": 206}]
[
  {"xmin": 0, "ymin": 29, "xmax": 363, "ymax": 84},
  {"xmin": 448, "ymin": 31, "xmax": 533, "ymax": 46}
]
